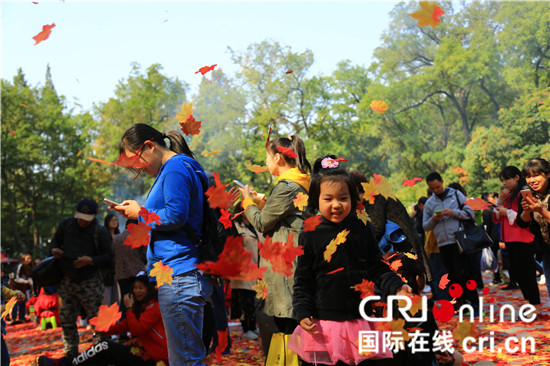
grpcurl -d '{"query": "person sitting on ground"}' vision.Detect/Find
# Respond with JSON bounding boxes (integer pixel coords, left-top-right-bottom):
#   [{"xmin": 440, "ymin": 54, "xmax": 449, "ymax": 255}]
[{"xmin": 38, "ymin": 273, "xmax": 168, "ymax": 366}]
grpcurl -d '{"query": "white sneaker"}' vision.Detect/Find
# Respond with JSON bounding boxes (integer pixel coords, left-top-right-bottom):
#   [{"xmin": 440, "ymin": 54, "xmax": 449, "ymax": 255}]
[
  {"xmin": 538, "ymin": 274, "xmax": 546, "ymax": 285},
  {"xmin": 243, "ymin": 330, "xmax": 259, "ymax": 340}
]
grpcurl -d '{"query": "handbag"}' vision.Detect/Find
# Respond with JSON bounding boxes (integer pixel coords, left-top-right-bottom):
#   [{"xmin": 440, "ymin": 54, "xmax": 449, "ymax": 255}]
[
  {"xmin": 265, "ymin": 332, "xmax": 300, "ymax": 366},
  {"xmin": 31, "ymin": 256, "xmax": 63, "ymax": 288},
  {"xmin": 453, "ymin": 192, "xmax": 493, "ymax": 254}
]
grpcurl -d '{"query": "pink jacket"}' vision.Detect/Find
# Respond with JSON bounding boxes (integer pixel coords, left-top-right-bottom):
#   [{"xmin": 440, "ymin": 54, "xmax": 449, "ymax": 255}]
[{"xmin": 493, "ymin": 193, "xmax": 534, "ymax": 243}]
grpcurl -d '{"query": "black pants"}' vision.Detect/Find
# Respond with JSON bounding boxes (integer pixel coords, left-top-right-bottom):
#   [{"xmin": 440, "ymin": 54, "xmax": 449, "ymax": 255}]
[
  {"xmin": 230, "ymin": 289, "xmax": 257, "ymax": 332},
  {"xmin": 506, "ymin": 241, "xmax": 540, "ymax": 305},
  {"xmin": 69, "ymin": 341, "xmax": 155, "ymax": 366},
  {"xmin": 439, "ymin": 243, "xmax": 478, "ymax": 305}
]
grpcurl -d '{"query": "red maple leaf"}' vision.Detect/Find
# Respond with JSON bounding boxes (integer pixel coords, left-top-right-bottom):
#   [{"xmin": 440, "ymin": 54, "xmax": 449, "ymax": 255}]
[
  {"xmin": 180, "ymin": 115, "xmax": 202, "ymax": 136},
  {"xmin": 214, "ymin": 328, "xmax": 229, "ymax": 362},
  {"xmin": 139, "ymin": 207, "xmax": 161, "ymax": 225},
  {"xmin": 114, "ymin": 152, "xmax": 150, "ymax": 169},
  {"xmin": 219, "ymin": 209, "xmax": 232, "ymax": 229},
  {"xmin": 123, "ymin": 222, "xmax": 151, "ymax": 249},
  {"xmin": 390, "ymin": 259, "xmax": 402, "ymax": 272},
  {"xmin": 372, "ymin": 173, "xmax": 383, "ymax": 185},
  {"xmin": 276, "ymin": 146, "xmax": 298, "ymax": 159},
  {"xmin": 9, "ymin": 131, "xmax": 15, "ymax": 137},
  {"xmin": 196, "ymin": 236, "xmax": 267, "ymax": 281},
  {"xmin": 304, "ymin": 216, "xmax": 322, "ymax": 232},
  {"xmin": 351, "ymin": 279, "xmax": 375, "ymax": 299},
  {"xmin": 205, "ymin": 172, "xmax": 233, "ymax": 209},
  {"xmin": 85, "ymin": 157, "xmax": 116, "ymax": 165},
  {"xmin": 402, "ymin": 177, "xmax": 423, "ymax": 187},
  {"xmin": 195, "ymin": 64, "xmax": 217, "ymax": 75},
  {"xmin": 439, "ymin": 273, "xmax": 450, "ymax": 290},
  {"xmin": 465, "ymin": 197, "xmax": 491, "ymax": 211},
  {"xmin": 258, "ymin": 233, "xmax": 303, "ymax": 277},
  {"xmin": 285, "ymin": 69, "xmax": 293, "ymax": 74},
  {"xmin": 89, "ymin": 303, "xmax": 121, "ymax": 332},
  {"xmin": 326, "ymin": 267, "xmax": 344, "ymax": 275},
  {"xmin": 32, "ymin": 23, "xmax": 55, "ymax": 45}
]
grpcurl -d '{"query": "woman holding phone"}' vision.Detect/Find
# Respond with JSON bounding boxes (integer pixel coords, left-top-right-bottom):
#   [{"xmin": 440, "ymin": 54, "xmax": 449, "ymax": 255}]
[
  {"xmin": 111, "ymin": 123, "xmax": 212, "ymax": 365},
  {"xmin": 519, "ymin": 158, "xmax": 550, "ymax": 303},
  {"xmin": 494, "ymin": 166, "xmax": 540, "ymax": 314}
]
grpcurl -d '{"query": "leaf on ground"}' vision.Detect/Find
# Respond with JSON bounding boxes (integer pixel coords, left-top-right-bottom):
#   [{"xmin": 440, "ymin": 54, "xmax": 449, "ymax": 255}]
[
  {"xmin": 89, "ymin": 303, "xmax": 121, "ymax": 332},
  {"xmin": 150, "ymin": 261, "xmax": 173, "ymax": 287}
]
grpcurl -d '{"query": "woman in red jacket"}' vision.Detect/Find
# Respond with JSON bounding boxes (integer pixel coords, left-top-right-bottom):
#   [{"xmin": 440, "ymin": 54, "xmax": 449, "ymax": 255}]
[{"xmin": 38, "ymin": 274, "xmax": 168, "ymax": 366}]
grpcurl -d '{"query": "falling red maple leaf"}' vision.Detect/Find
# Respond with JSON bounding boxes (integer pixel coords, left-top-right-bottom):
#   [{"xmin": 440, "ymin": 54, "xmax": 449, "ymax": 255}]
[
  {"xmin": 409, "ymin": 1, "xmax": 445, "ymax": 27},
  {"xmin": 196, "ymin": 236, "xmax": 267, "ymax": 281},
  {"xmin": 304, "ymin": 216, "xmax": 322, "ymax": 232},
  {"xmin": 390, "ymin": 259, "xmax": 402, "ymax": 272},
  {"xmin": 180, "ymin": 115, "xmax": 202, "ymax": 136},
  {"xmin": 439, "ymin": 273, "xmax": 450, "ymax": 290},
  {"xmin": 351, "ymin": 279, "xmax": 376, "ymax": 299},
  {"xmin": 123, "ymin": 222, "xmax": 151, "ymax": 249},
  {"xmin": 205, "ymin": 172, "xmax": 233, "ymax": 209},
  {"xmin": 89, "ymin": 303, "xmax": 121, "ymax": 332},
  {"xmin": 326, "ymin": 267, "xmax": 344, "ymax": 275},
  {"xmin": 85, "ymin": 157, "xmax": 116, "ymax": 165},
  {"xmin": 258, "ymin": 233, "xmax": 304, "ymax": 277},
  {"xmin": 195, "ymin": 64, "xmax": 217, "ymax": 75},
  {"xmin": 214, "ymin": 328, "xmax": 229, "ymax": 362},
  {"xmin": 114, "ymin": 151, "xmax": 150, "ymax": 169},
  {"xmin": 465, "ymin": 197, "xmax": 491, "ymax": 211},
  {"xmin": 265, "ymin": 125, "xmax": 272, "ymax": 148},
  {"xmin": 32, "ymin": 23, "xmax": 55, "ymax": 45},
  {"xmin": 139, "ymin": 207, "xmax": 161, "ymax": 226},
  {"xmin": 9, "ymin": 131, "xmax": 15, "ymax": 137},
  {"xmin": 219, "ymin": 209, "xmax": 232, "ymax": 229},
  {"xmin": 276, "ymin": 146, "xmax": 298, "ymax": 159},
  {"xmin": 402, "ymin": 177, "xmax": 423, "ymax": 187},
  {"xmin": 285, "ymin": 69, "xmax": 293, "ymax": 74}
]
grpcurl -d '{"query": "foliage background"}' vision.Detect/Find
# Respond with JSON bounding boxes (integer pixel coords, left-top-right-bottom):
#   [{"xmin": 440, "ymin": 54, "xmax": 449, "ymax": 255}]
[{"xmin": 2, "ymin": 1, "xmax": 548, "ymax": 258}]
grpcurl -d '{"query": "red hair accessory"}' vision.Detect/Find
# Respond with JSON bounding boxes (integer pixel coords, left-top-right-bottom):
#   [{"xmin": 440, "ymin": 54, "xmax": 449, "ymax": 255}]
[{"xmin": 276, "ymin": 146, "xmax": 298, "ymax": 159}]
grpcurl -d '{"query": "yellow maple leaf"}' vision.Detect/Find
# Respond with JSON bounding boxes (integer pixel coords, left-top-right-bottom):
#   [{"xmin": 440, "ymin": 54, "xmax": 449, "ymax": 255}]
[
  {"xmin": 357, "ymin": 210, "xmax": 371, "ymax": 225},
  {"xmin": 176, "ymin": 102, "xmax": 194, "ymax": 123},
  {"xmin": 409, "ymin": 1, "xmax": 445, "ymax": 27},
  {"xmin": 1, "ymin": 297, "xmax": 17, "ymax": 320},
  {"xmin": 324, "ymin": 229, "xmax": 350, "ymax": 262},
  {"xmin": 373, "ymin": 174, "xmax": 396, "ymax": 201},
  {"xmin": 454, "ymin": 321, "xmax": 477, "ymax": 344},
  {"xmin": 293, "ymin": 192, "xmax": 309, "ymax": 211},
  {"xmin": 150, "ymin": 260, "xmax": 173, "ymax": 287},
  {"xmin": 245, "ymin": 163, "xmax": 269, "ymax": 173},
  {"xmin": 252, "ymin": 279, "xmax": 268, "ymax": 299},
  {"xmin": 389, "ymin": 318, "xmax": 411, "ymax": 342},
  {"xmin": 201, "ymin": 150, "xmax": 221, "ymax": 157},
  {"xmin": 370, "ymin": 100, "xmax": 389, "ymax": 114},
  {"xmin": 404, "ymin": 252, "xmax": 418, "ymax": 260},
  {"xmin": 361, "ymin": 180, "xmax": 379, "ymax": 204}
]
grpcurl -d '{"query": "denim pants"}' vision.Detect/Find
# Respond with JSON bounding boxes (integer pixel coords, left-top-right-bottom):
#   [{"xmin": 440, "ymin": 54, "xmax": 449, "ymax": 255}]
[{"xmin": 158, "ymin": 270, "xmax": 213, "ymax": 366}]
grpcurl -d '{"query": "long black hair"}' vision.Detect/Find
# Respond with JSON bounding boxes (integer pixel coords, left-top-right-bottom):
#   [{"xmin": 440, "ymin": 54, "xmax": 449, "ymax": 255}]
[
  {"xmin": 306, "ymin": 155, "xmax": 358, "ymax": 217},
  {"xmin": 267, "ymin": 135, "xmax": 311, "ymax": 174},
  {"xmin": 104, "ymin": 213, "xmax": 120, "ymax": 236},
  {"xmin": 120, "ymin": 123, "xmax": 195, "ymax": 159},
  {"xmin": 131, "ymin": 275, "xmax": 157, "ymax": 318},
  {"xmin": 499, "ymin": 166, "xmax": 526, "ymax": 204}
]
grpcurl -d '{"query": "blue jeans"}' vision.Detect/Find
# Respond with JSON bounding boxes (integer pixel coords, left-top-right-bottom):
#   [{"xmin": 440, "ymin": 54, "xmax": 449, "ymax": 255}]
[{"xmin": 158, "ymin": 270, "xmax": 213, "ymax": 366}]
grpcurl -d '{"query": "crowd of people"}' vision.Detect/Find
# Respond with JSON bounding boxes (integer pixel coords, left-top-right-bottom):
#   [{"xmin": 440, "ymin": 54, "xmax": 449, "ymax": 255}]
[{"xmin": 1, "ymin": 122, "xmax": 548, "ymax": 366}]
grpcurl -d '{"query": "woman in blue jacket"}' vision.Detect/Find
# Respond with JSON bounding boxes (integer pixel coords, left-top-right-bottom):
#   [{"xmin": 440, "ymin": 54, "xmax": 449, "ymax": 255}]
[{"xmin": 114, "ymin": 123, "xmax": 212, "ymax": 366}]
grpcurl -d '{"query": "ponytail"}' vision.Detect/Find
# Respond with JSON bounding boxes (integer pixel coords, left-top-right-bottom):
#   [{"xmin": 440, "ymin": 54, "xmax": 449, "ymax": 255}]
[
  {"xmin": 120, "ymin": 123, "xmax": 195, "ymax": 159},
  {"xmin": 267, "ymin": 135, "xmax": 311, "ymax": 174}
]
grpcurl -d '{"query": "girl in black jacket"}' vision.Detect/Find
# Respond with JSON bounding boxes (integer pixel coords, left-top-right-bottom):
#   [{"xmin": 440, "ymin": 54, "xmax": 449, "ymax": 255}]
[{"xmin": 287, "ymin": 156, "xmax": 412, "ymax": 366}]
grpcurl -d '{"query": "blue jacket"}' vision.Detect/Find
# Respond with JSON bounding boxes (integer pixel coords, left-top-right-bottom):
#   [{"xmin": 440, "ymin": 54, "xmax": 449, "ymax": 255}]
[
  {"xmin": 422, "ymin": 188, "xmax": 474, "ymax": 247},
  {"xmin": 143, "ymin": 154, "xmax": 207, "ymax": 277}
]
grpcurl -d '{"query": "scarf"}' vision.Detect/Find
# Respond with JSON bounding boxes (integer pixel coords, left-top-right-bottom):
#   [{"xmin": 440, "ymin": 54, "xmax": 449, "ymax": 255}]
[{"xmin": 277, "ymin": 167, "xmax": 311, "ymax": 192}]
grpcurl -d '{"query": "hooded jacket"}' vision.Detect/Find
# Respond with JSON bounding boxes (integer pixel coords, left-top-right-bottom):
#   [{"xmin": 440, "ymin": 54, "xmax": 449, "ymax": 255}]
[{"xmin": 422, "ymin": 188, "xmax": 474, "ymax": 247}]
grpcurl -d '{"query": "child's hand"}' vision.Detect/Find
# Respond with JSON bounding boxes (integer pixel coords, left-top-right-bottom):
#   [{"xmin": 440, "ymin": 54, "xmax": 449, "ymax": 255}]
[
  {"xmin": 396, "ymin": 285, "xmax": 413, "ymax": 297},
  {"xmin": 299, "ymin": 316, "xmax": 318, "ymax": 334}
]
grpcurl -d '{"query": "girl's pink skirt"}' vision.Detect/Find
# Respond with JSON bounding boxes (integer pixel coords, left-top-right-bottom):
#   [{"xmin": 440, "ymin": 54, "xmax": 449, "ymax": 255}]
[{"xmin": 286, "ymin": 318, "xmax": 392, "ymax": 365}]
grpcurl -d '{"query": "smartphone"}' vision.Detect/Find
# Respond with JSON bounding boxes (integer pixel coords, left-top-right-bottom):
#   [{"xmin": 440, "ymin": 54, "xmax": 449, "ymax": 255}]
[
  {"xmin": 435, "ymin": 210, "xmax": 442, "ymax": 215},
  {"xmin": 233, "ymin": 180, "xmax": 246, "ymax": 189},
  {"xmin": 104, "ymin": 198, "xmax": 122, "ymax": 206},
  {"xmin": 521, "ymin": 189, "xmax": 534, "ymax": 201}
]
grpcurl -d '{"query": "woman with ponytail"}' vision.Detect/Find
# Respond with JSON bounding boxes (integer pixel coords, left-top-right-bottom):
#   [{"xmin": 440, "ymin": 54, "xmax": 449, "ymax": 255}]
[
  {"xmin": 237, "ymin": 135, "xmax": 311, "ymax": 341},
  {"xmin": 111, "ymin": 123, "xmax": 213, "ymax": 365}
]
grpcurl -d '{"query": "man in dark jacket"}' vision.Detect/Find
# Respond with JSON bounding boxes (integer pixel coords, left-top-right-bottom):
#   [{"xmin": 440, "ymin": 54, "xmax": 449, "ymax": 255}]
[{"xmin": 50, "ymin": 198, "xmax": 112, "ymax": 359}]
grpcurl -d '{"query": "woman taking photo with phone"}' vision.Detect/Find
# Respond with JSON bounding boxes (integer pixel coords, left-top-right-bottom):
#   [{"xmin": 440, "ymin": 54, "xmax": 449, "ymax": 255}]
[
  {"xmin": 519, "ymin": 158, "xmax": 550, "ymax": 305},
  {"xmin": 494, "ymin": 166, "xmax": 540, "ymax": 315},
  {"xmin": 111, "ymin": 123, "xmax": 212, "ymax": 365}
]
